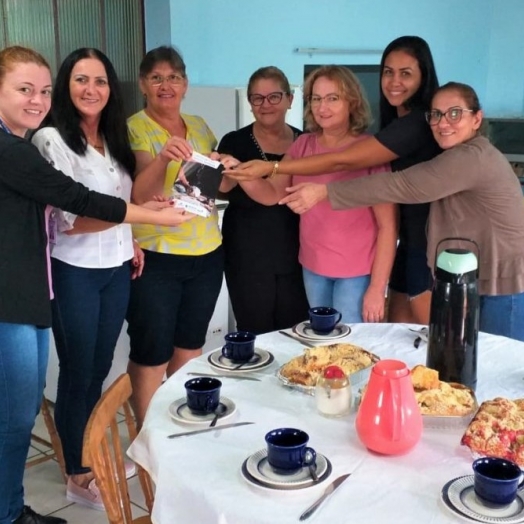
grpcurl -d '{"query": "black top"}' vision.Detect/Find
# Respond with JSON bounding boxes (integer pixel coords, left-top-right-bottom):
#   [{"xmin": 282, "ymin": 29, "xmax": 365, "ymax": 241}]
[
  {"xmin": 375, "ymin": 109, "xmax": 442, "ymax": 249},
  {"xmin": 0, "ymin": 131, "xmax": 127, "ymax": 327},
  {"xmin": 218, "ymin": 124, "xmax": 302, "ymax": 274}
]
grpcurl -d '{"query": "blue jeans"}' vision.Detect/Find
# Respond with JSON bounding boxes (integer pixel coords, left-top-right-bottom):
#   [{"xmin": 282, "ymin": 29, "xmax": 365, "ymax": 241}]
[
  {"xmin": 0, "ymin": 323, "xmax": 49, "ymax": 524},
  {"xmin": 302, "ymin": 267, "xmax": 371, "ymax": 323},
  {"xmin": 51, "ymin": 259, "xmax": 130, "ymax": 475},
  {"xmin": 480, "ymin": 292, "xmax": 524, "ymax": 341}
]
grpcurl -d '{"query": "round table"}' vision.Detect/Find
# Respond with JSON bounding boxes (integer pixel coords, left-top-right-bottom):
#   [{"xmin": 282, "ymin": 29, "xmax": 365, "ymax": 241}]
[{"xmin": 128, "ymin": 323, "xmax": 524, "ymax": 524}]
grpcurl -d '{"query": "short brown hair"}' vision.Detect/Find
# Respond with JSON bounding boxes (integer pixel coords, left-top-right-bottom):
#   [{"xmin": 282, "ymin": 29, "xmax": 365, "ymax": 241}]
[
  {"xmin": 303, "ymin": 65, "xmax": 371, "ymax": 134},
  {"xmin": 247, "ymin": 66, "xmax": 291, "ymax": 96},
  {"xmin": 434, "ymin": 81, "xmax": 485, "ymax": 136},
  {"xmin": 0, "ymin": 46, "xmax": 50, "ymax": 85},
  {"xmin": 434, "ymin": 81, "xmax": 482, "ymax": 113},
  {"xmin": 139, "ymin": 46, "xmax": 186, "ymax": 78}
]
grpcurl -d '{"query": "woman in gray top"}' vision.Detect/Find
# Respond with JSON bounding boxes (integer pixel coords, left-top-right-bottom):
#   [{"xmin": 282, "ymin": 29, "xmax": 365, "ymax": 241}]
[{"xmin": 278, "ymin": 82, "xmax": 524, "ymax": 341}]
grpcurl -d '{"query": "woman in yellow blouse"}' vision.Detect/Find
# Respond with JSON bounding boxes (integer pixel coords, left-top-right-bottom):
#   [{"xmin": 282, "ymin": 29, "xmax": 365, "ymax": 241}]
[{"xmin": 126, "ymin": 46, "xmax": 224, "ymax": 426}]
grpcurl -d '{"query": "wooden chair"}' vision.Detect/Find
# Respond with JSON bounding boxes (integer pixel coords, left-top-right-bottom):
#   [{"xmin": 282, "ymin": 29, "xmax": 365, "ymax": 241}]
[
  {"xmin": 82, "ymin": 374, "xmax": 154, "ymax": 524},
  {"xmin": 26, "ymin": 396, "xmax": 67, "ymax": 483}
]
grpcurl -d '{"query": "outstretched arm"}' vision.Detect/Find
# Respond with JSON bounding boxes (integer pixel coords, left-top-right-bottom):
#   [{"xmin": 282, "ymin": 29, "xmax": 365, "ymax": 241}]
[{"xmin": 225, "ymin": 136, "xmax": 397, "ymax": 181}]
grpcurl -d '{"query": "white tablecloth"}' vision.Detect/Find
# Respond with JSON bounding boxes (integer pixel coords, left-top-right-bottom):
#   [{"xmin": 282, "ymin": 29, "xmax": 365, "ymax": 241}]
[{"xmin": 127, "ymin": 323, "xmax": 524, "ymax": 524}]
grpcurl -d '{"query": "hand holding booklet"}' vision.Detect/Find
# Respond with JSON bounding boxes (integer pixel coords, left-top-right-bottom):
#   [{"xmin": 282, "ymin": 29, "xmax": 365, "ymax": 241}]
[{"xmin": 171, "ymin": 152, "xmax": 224, "ymax": 218}]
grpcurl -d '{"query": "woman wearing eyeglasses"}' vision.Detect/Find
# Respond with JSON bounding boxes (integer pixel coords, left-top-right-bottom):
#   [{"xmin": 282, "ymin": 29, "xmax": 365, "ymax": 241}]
[
  {"xmin": 275, "ymin": 82, "xmax": 524, "ymax": 341},
  {"xmin": 125, "ymin": 46, "xmax": 226, "ymax": 426},
  {"xmin": 234, "ymin": 66, "xmax": 397, "ymax": 324},
  {"xmin": 227, "ymin": 36, "xmax": 441, "ymax": 325},
  {"xmin": 217, "ymin": 66, "xmax": 308, "ymax": 334}
]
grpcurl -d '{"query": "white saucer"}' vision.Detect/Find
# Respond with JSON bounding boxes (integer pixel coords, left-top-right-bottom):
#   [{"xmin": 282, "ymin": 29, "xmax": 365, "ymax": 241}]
[
  {"xmin": 241, "ymin": 448, "xmax": 331, "ymax": 490},
  {"xmin": 441, "ymin": 476, "xmax": 524, "ymax": 524},
  {"xmin": 168, "ymin": 397, "xmax": 236, "ymax": 426},
  {"xmin": 208, "ymin": 348, "xmax": 274, "ymax": 372},
  {"xmin": 293, "ymin": 321, "xmax": 351, "ymax": 341}
]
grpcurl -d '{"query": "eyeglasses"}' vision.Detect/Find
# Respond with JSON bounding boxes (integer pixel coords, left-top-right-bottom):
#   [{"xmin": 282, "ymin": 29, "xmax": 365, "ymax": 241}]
[
  {"xmin": 147, "ymin": 74, "xmax": 186, "ymax": 87},
  {"xmin": 248, "ymin": 91, "xmax": 286, "ymax": 106},
  {"xmin": 425, "ymin": 106, "xmax": 474, "ymax": 126},
  {"xmin": 308, "ymin": 94, "xmax": 342, "ymax": 106}
]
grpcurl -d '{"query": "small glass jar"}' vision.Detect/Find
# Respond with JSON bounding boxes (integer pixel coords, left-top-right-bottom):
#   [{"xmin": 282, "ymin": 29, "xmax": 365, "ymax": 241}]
[{"xmin": 315, "ymin": 373, "xmax": 352, "ymax": 418}]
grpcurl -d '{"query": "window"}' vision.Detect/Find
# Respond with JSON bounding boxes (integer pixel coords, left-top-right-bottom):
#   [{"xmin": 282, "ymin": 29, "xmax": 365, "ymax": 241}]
[{"xmin": 0, "ymin": 0, "xmax": 145, "ymax": 116}]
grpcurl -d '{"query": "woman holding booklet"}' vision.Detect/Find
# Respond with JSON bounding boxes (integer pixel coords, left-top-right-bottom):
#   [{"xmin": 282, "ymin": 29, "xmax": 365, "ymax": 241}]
[
  {"xmin": 0, "ymin": 45, "xmax": 192, "ymax": 524},
  {"xmin": 125, "ymin": 45, "xmax": 233, "ymax": 427}
]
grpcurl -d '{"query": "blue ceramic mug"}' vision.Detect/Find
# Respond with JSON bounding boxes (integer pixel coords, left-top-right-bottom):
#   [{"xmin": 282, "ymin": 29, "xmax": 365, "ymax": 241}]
[
  {"xmin": 473, "ymin": 457, "xmax": 524, "ymax": 506},
  {"xmin": 309, "ymin": 307, "xmax": 342, "ymax": 334},
  {"xmin": 184, "ymin": 377, "xmax": 222, "ymax": 415},
  {"xmin": 221, "ymin": 331, "xmax": 256, "ymax": 362},
  {"xmin": 265, "ymin": 428, "xmax": 316, "ymax": 474}
]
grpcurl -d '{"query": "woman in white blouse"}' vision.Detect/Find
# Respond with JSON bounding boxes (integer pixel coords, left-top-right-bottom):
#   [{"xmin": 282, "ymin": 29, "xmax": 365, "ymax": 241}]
[{"xmin": 32, "ymin": 48, "xmax": 140, "ymax": 511}]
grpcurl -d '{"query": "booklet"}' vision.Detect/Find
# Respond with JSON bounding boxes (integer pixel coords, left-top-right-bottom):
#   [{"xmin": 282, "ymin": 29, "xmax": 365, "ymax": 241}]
[{"xmin": 171, "ymin": 152, "xmax": 224, "ymax": 218}]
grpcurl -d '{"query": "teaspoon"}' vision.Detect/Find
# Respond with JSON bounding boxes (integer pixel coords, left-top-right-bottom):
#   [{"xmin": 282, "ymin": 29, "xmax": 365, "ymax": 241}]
[
  {"xmin": 209, "ymin": 403, "xmax": 227, "ymax": 427},
  {"xmin": 232, "ymin": 355, "xmax": 261, "ymax": 370}
]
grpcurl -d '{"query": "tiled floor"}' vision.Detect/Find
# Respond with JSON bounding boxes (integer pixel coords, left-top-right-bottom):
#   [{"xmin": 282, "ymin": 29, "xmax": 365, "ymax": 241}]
[{"xmin": 24, "ymin": 405, "xmax": 149, "ymax": 524}]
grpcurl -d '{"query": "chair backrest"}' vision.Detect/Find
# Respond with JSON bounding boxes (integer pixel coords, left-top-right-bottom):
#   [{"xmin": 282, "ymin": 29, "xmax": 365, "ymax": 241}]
[{"xmin": 82, "ymin": 373, "xmax": 154, "ymax": 524}]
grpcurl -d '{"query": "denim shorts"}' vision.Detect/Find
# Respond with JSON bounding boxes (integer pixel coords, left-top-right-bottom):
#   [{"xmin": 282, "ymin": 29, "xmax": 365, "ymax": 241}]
[
  {"xmin": 389, "ymin": 243, "xmax": 433, "ymax": 298},
  {"xmin": 480, "ymin": 292, "xmax": 524, "ymax": 342},
  {"xmin": 127, "ymin": 246, "xmax": 224, "ymax": 366}
]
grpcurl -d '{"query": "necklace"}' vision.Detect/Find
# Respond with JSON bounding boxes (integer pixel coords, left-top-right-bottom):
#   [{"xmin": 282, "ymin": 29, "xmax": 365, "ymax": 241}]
[
  {"xmin": 250, "ymin": 127, "xmax": 299, "ymax": 161},
  {"xmin": 85, "ymin": 133, "xmax": 104, "ymax": 152},
  {"xmin": 250, "ymin": 132, "xmax": 269, "ymax": 161}
]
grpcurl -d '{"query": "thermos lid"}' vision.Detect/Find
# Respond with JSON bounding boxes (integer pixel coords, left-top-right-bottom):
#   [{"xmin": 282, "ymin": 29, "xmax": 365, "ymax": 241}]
[{"xmin": 436, "ymin": 248, "xmax": 478, "ymax": 274}]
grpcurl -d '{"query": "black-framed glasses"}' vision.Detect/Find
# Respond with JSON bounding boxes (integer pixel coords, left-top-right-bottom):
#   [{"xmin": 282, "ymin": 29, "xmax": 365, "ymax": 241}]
[
  {"xmin": 147, "ymin": 74, "xmax": 186, "ymax": 87},
  {"xmin": 425, "ymin": 106, "xmax": 474, "ymax": 126},
  {"xmin": 248, "ymin": 91, "xmax": 286, "ymax": 106}
]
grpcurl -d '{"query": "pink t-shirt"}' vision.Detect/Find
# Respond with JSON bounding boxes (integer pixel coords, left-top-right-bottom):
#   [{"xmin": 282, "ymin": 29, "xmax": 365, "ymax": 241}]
[{"xmin": 288, "ymin": 133, "xmax": 389, "ymax": 278}]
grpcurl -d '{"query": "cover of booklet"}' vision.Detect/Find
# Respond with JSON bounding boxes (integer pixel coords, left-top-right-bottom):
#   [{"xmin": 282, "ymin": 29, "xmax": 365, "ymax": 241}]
[{"xmin": 171, "ymin": 152, "xmax": 225, "ymax": 218}]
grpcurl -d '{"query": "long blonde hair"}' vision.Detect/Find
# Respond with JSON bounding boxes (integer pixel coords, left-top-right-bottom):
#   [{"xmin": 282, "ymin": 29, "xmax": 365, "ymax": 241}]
[{"xmin": 303, "ymin": 65, "xmax": 371, "ymax": 134}]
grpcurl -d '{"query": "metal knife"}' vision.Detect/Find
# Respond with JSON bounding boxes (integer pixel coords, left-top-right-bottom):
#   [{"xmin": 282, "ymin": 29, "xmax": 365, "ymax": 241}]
[
  {"xmin": 167, "ymin": 421, "xmax": 254, "ymax": 439},
  {"xmin": 278, "ymin": 330, "xmax": 317, "ymax": 348},
  {"xmin": 299, "ymin": 473, "xmax": 352, "ymax": 521},
  {"xmin": 186, "ymin": 372, "xmax": 261, "ymax": 382}
]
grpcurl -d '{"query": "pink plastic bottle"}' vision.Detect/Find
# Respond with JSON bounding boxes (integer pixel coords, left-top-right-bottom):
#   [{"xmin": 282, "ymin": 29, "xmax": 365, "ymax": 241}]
[{"xmin": 355, "ymin": 359, "xmax": 422, "ymax": 455}]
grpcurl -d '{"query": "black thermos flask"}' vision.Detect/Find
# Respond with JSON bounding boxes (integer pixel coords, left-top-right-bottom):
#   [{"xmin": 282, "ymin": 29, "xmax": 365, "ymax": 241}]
[{"xmin": 426, "ymin": 240, "xmax": 479, "ymax": 391}]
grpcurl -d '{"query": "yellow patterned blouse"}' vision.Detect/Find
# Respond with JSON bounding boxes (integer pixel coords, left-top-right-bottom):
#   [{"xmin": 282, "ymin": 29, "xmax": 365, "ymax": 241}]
[{"xmin": 127, "ymin": 110, "xmax": 221, "ymax": 255}]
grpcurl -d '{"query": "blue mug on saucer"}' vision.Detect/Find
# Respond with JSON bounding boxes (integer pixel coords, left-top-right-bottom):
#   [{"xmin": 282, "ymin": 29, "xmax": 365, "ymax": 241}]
[
  {"xmin": 309, "ymin": 307, "xmax": 342, "ymax": 335},
  {"xmin": 222, "ymin": 331, "xmax": 256, "ymax": 362},
  {"xmin": 473, "ymin": 457, "xmax": 524, "ymax": 506},
  {"xmin": 184, "ymin": 377, "xmax": 222, "ymax": 415},
  {"xmin": 265, "ymin": 428, "xmax": 316, "ymax": 474}
]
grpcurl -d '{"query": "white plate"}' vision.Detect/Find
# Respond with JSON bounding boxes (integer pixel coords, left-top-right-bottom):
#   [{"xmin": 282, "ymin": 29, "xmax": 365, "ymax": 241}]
[
  {"xmin": 168, "ymin": 396, "xmax": 236, "ymax": 426},
  {"xmin": 208, "ymin": 348, "xmax": 274, "ymax": 372},
  {"xmin": 441, "ymin": 476, "xmax": 524, "ymax": 524},
  {"xmin": 293, "ymin": 321, "xmax": 351, "ymax": 341},
  {"xmin": 241, "ymin": 449, "xmax": 332, "ymax": 491}
]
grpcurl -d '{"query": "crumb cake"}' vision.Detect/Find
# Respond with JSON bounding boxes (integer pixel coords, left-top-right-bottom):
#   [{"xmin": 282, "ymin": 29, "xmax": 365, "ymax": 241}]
[
  {"xmin": 461, "ymin": 397, "xmax": 524, "ymax": 465},
  {"xmin": 279, "ymin": 343, "xmax": 377, "ymax": 387}
]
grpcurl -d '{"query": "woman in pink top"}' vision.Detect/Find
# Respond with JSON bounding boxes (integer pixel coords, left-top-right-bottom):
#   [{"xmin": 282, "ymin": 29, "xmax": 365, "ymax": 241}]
[{"xmin": 238, "ymin": 66, "xmax": 398, "ymax": 322}]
